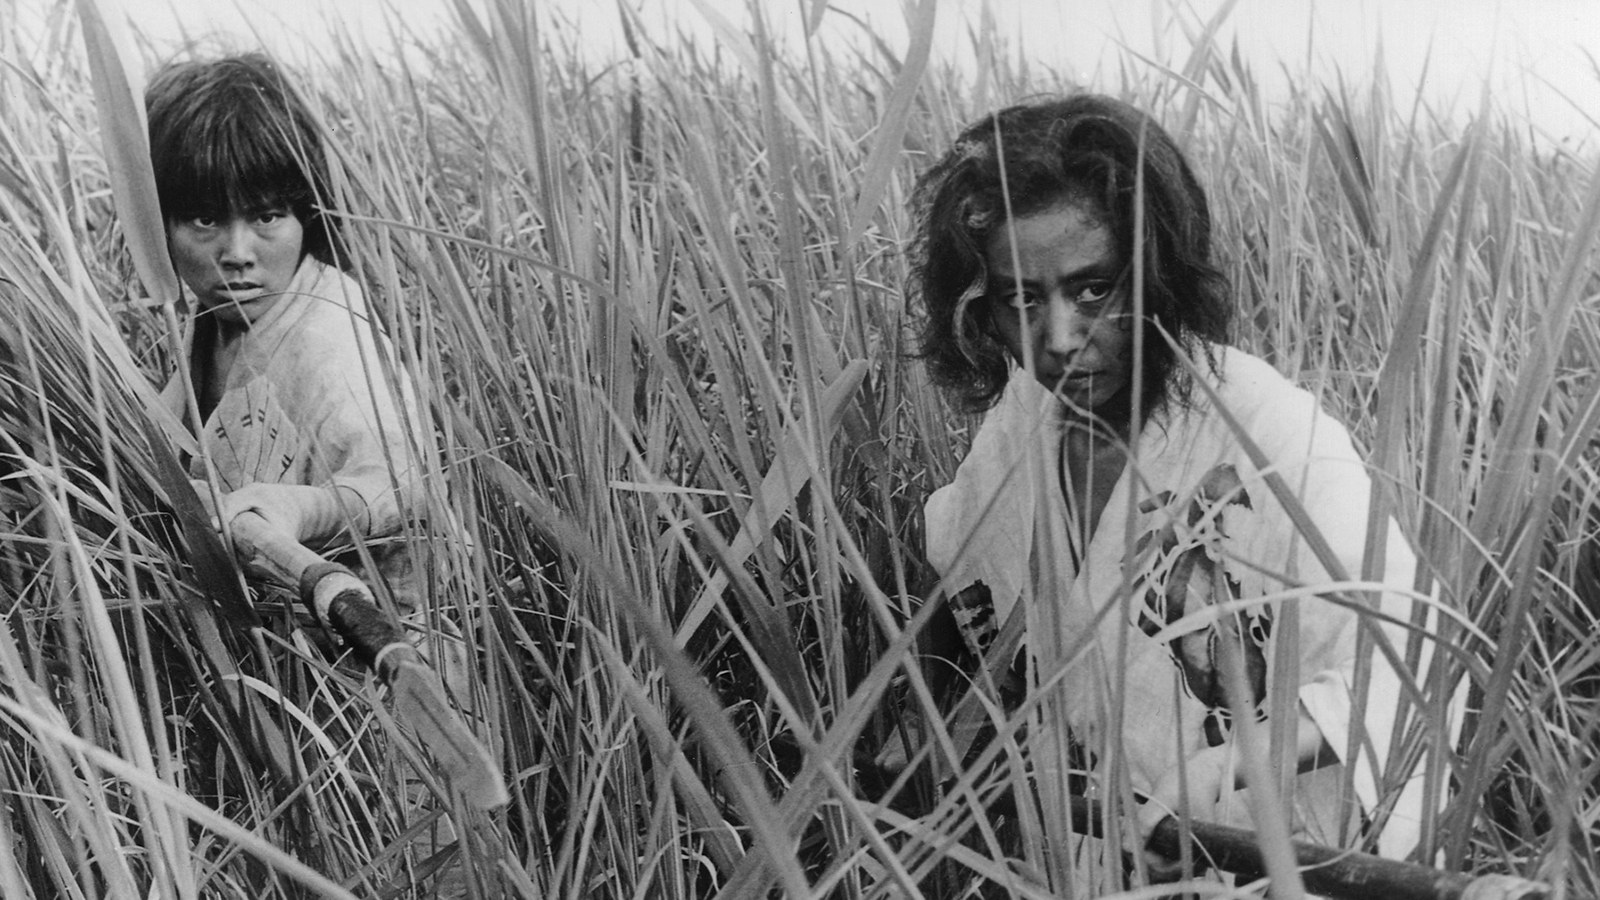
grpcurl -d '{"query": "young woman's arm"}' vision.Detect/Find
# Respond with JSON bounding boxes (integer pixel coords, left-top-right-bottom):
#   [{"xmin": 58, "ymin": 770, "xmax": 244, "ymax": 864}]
[{"xmin": 195, "ymin": 480, "xmax": 371, "ymax": 546}]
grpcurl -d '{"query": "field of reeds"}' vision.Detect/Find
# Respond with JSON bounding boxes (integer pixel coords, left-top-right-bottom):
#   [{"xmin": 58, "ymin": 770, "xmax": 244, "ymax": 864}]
[{"xmin": 1, "ymin": 0, "xmax": 1597, "ymax": 897}]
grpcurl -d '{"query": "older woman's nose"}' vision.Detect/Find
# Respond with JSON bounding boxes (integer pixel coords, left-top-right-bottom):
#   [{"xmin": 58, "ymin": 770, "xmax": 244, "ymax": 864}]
[{"xmin": 1044, "ymin": 295, "xmax": 1089, "ymax": 358}]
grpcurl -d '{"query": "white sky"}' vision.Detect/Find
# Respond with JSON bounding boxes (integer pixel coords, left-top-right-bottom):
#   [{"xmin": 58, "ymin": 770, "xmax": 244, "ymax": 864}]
[{"xmin": 37, "ymin": 0, "xmax": 1600, "ymax": 148}]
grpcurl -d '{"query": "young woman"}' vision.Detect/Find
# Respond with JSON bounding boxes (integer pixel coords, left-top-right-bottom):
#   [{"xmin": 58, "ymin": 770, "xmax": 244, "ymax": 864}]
[
  {"xmin": 909, "ymin": 94, "xmax": 1447, "ymax": 889},
  {"xmin": 148, "ymin": 53, "xmax": 430, "ymax": 626},
  {"xmin": 146, "ymin": 50, "xmax": 477, "ymax": 895}
]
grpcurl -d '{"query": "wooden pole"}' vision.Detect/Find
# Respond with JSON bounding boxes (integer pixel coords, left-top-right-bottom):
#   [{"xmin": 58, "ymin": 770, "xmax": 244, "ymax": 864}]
[
  {"xmin": 1062, "ymin": 796, "xmax": 1553, "ymax": 900},
  {"xmin": 228, "ymin": 513, "xmax": 508, "ymax": 810}
]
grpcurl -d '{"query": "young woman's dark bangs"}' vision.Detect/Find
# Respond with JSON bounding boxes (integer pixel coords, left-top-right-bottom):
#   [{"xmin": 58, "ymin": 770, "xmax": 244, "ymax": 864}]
[
  {"xmin": 160, "ymin": 149, "xmax": 310, "ymax": 221},
  {"xmin": 154, "ymin": 103, "xmax": 316, "ymax": 220}
]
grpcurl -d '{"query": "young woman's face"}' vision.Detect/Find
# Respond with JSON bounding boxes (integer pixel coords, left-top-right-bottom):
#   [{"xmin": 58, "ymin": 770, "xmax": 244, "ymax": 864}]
[
  {"xmin": 984, "ymin": 198, "xmax": 1133, "ymax": 418},
  {"xmin": 168, "ymin": 206, "xmax": 304, "ymax": 326}
]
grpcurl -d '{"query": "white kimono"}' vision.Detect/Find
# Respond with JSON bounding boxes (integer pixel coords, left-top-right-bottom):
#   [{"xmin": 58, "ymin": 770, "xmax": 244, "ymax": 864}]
[
  {"xmin": 164, "ymin": 257, "xmax": 430, "ymax": 615},
  {"xmin": 926, "ymin": 347, "xmax": 1447, "ymax": 876}
]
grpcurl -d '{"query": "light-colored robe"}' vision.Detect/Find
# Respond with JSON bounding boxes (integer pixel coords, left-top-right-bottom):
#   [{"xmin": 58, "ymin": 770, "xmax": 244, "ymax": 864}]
[
  {"xmin": 926, "ymin": 347, "xmax": 1448, "ymax": 873},
  {"xmin": 163, "ymin": 257, "xmax": 429, "ymax": 615}
]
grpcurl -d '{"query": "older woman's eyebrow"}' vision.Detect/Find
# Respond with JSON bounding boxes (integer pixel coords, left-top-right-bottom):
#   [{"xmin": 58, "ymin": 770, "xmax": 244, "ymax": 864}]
[
  {"xmin": 986, "ymin": 261, "xmax": 1122, "ymax": 289},
  {"xmin": 1056, "ymin": 263, "xmax": 1123, "ymax": 284}
]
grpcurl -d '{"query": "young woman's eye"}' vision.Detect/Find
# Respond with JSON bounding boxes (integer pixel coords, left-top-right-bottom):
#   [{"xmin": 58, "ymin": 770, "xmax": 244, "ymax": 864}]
[
  {"xmin": 255, "ymin": 210, "xmax": 287, "ymax": 225},
  {"xmin": 189, "ymin": 216, "xmax": 218, "ymax": 229}
]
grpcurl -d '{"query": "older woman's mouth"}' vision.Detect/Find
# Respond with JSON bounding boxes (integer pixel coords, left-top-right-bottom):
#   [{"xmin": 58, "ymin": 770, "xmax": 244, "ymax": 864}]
[{"xmin": 1051, "ymin": 370, "xmax": 1097, "ymax": 387}]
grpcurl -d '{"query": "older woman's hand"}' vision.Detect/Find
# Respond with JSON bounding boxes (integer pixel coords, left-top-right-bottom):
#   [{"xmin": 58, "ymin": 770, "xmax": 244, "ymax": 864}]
[{"xmin": 1135, "ymin": 742, "xmax": 1238, "ymax": 883}]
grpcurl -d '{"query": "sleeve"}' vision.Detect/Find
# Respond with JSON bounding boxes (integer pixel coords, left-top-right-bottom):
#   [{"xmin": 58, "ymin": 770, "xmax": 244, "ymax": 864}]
[
  {"xmin": 924, "ymin": 373, "xmax": 1060, "ymax": 638},
  {"xmin": 296, "ymin": 288, "xmax": 429, "ymax": 540}
]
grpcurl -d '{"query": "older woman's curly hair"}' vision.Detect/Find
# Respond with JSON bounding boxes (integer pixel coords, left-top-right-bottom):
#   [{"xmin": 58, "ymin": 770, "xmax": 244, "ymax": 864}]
[{"xmin": 911, "ymin": 94, "xmax": 1231, "ymax": 415}]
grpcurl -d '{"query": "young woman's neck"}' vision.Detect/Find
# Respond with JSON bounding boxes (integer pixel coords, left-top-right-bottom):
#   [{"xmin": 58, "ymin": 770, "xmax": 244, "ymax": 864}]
[{"xmin": 192, "ymin": 315, "xmax": 248, "ymax": 423}]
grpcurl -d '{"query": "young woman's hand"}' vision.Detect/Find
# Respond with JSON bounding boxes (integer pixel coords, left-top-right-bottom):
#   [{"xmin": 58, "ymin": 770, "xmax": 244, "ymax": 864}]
[
  {"xmin": 213, "ymin": 483, "xmax": 310, "ymax": 539},
  {"xmin": 191, "ymin": 479, "xmax": 366, "ymax": 546}
]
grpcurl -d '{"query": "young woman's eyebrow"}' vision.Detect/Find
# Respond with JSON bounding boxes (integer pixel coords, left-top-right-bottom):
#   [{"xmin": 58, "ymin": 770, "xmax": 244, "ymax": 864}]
[{"xmin": 243, "ymin": 200, "xmax": 292, "ymax": 215}]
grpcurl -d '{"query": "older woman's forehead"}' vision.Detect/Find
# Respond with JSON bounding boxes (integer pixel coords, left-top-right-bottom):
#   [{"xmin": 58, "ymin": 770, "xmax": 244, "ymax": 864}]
[{"xmin": 986, "ymin": 203, "xmax": 1118, "ymax": 274}]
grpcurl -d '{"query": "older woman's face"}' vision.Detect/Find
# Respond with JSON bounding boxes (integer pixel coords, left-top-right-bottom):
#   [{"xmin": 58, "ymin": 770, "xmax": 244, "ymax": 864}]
[{"xmin": 984, "ymin": 198, "xmax": 1132, "ymax": 418}]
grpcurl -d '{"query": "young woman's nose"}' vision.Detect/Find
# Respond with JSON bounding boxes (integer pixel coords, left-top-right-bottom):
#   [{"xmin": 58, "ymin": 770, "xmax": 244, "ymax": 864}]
[{"xmin": 218, "ymin": 221, "xmax": 256, "ymax": 269}]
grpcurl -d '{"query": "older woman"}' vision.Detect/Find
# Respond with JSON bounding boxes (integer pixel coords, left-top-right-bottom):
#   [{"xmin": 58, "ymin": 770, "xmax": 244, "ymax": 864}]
[{"xmin": 908, "ymin": 94, "xmax": 1446, "ymax": 890}]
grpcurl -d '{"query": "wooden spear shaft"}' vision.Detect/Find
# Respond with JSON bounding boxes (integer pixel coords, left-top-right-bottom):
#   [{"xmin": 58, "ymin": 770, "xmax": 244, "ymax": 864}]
[
  {"xmin": 1061, "ymin": 795, "xmax": 1552, "ymax": 900},
  {"xmin": 227, "ymin": 512, "xmax": 509, "ymax": 810}
]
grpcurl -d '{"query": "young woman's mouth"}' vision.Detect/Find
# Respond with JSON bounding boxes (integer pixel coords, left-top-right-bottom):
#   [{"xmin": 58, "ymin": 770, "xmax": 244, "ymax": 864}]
[{"xmin": 217, "ymin": 282, "xmax": 265, "ymax": 300}]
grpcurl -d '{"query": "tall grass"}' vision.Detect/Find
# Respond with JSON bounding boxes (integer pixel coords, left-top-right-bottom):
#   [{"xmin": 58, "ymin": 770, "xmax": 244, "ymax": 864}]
[{"xmin": 1, "ymin": 0, "xmax": 1597, "ymax": 897}]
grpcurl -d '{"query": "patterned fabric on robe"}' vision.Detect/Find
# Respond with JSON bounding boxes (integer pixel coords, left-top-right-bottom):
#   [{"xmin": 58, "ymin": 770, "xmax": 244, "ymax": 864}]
[{"xmin": 926, "ymin": 347, "xmax": 1448, "ymax": 866}]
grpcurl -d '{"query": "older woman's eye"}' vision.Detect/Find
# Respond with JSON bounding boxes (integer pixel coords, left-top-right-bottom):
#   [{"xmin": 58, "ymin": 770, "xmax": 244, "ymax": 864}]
[
  {"xmin": 991, "ymin": 289, "xmax": 1042, "ymax": 312},
  {"xmin": 1074, "ymin": 281, "xmax": 1116, "ymax": 311}
]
